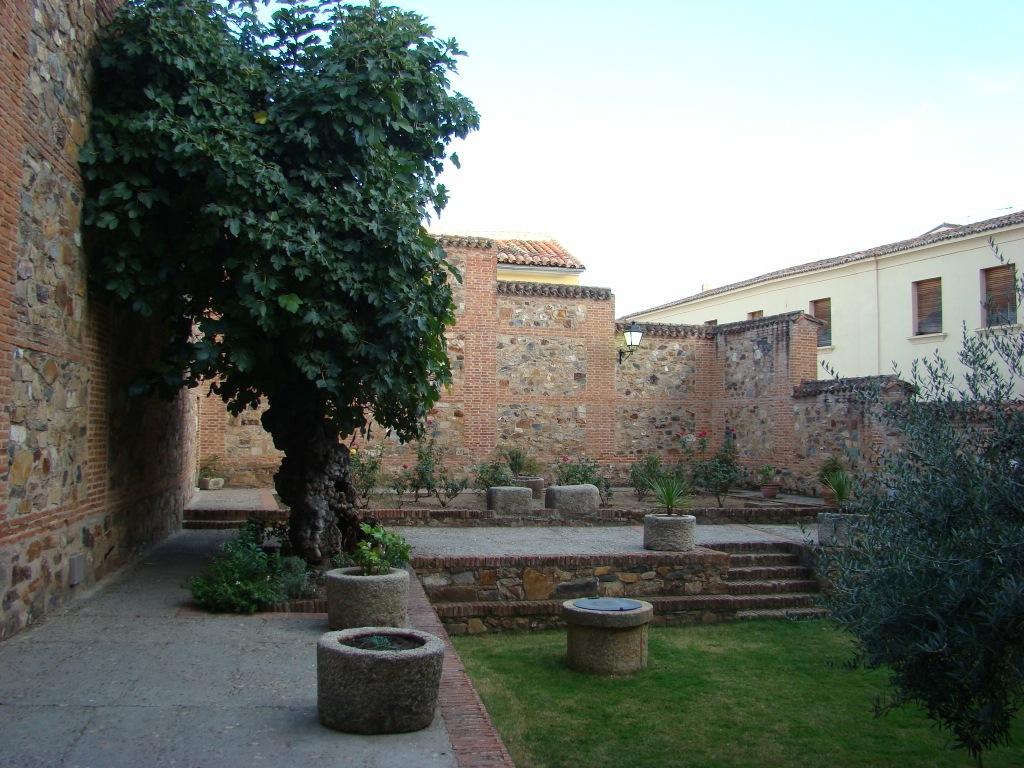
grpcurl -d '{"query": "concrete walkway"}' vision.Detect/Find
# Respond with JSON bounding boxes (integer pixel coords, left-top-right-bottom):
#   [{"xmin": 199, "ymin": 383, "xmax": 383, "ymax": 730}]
[
  {"xmin": 0, "ymin": 531, "xmax": 465, "ymax": 768},
  {"xmin": 2, "ymin": 491, "xmax": 818, "ymax": 767}
]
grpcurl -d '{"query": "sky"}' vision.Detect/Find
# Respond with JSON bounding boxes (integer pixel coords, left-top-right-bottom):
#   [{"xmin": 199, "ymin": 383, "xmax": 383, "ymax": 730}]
[
  {"xmin": 260, "ymin": 1, "xmax": 1024, "ymax": 317},
  {"xmin": 384, "ymin": 0, "xmax": 1022, "ymax": 316}
]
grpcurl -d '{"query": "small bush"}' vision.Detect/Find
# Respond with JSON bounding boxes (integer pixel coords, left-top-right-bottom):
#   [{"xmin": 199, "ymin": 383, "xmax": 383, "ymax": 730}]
[
  {"xmin": 187, "ymin": 525, "xmax": 283, "ymax": 613},
  {"xmin": 630, "ymin": 455, "xmax": 664, "ymax": 500},
  {"xmin": 344, "ymin": 523, "xmax": 411, "ymax": 575},
  {"xmin": 650, "ymin": 475, "xmax": 693, "ymax": 514},
  {"xmin": 474, "ymin": 459, "xmax": 514, "ymax": 490},
  {"xmin": 349, "ymin": 445, "xmax": 385, "ymax": 509}
]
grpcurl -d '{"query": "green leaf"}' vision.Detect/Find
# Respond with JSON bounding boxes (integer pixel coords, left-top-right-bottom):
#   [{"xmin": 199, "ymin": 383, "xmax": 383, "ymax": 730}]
[{"xmin": 277, "ymin": 293, "xmax": 302, "ymax": 313}]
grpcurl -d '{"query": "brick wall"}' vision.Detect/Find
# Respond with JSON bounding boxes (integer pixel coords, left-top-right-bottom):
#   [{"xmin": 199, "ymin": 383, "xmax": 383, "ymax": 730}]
[
  {"xmin": 203, "ymin": 216, "xmax": 899, "ymax": 496},
  {"xmin": 0, "ymin": 0, "xmax": 194, "ymax": 640}
]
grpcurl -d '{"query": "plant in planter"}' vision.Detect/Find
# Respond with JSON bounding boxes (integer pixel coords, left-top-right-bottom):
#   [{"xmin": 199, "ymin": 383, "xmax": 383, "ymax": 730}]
[
  {"xmin": 817, "ymin": 468, "xmax": 867, "ymax": 546},
  {"xmin": 325, "ymin": 523, "xmax": 412, "ymax": 630},
  {"xmin": 198, "ymin": 454, "xmax": 225, "ymax": 490},
  {"xmin": 821, "ymin": 468, "xmax": 853, "ymax": 509},
  {"xmin": 643, "ymin": 475, "xmax": 697, "ymax": 551},
  {"xmin": 502, "ymin": 446, "xmax": 545, "ymax": 499},
  {"xmin": 317, "ymin": 626, "xmax": 445, "ymax": 734},
  {"xmin": 758, "ymin": 464, "xmax": 781, "ymax": 499},
  {"xmin": 554, "ymin": 456, "xmax": 613, "ymax": 506},
  {"xmin": 818, "ymin": 456, "xmax": 844, "ymax": 503}
]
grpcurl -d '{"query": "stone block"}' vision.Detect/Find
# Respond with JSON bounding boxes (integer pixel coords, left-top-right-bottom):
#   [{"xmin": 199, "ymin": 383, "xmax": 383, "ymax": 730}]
[
  {"xmin": 545, "ymin": 484, "xmax": 599, "ymax": 514},
  {"xmin": 486, "ymin": 486, "xmax": 532, "ymax": 514}
]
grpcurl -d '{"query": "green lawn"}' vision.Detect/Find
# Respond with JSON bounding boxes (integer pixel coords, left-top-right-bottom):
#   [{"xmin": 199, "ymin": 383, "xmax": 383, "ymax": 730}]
[{"xmin": 452, "ymin": 620, "xmax": 1024, "ymax": 768}]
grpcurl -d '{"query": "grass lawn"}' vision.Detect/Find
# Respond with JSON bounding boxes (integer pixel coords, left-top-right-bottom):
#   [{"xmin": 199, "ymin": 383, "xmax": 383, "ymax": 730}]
[{"xmin": 452, "ymin": 619, "xmax": 1024, "ymax": 768}]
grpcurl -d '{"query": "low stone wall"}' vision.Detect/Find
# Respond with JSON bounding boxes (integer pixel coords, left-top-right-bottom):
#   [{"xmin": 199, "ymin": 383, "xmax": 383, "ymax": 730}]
[
  {"xmin": 413, "ymin": 549, "xmax": 730, "ymax": 637},
  {"xmin": 376, "ymin": 506, "xmax": 817, "ymax": 527}
]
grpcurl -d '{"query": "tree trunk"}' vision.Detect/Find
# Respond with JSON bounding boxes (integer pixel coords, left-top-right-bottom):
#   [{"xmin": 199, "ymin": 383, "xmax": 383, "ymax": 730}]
[{"xmin": 261, "ymin": 387, "xmax": 368, "ymax": 564}]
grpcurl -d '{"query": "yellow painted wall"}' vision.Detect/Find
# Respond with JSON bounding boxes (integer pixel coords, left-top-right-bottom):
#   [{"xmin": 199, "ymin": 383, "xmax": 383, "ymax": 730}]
[{"xmin": 497, "ymin": 266, "xmax": 581, "ymax": 285}]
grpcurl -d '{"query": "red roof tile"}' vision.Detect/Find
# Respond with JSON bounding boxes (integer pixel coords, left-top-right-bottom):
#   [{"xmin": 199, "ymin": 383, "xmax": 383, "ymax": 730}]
[{"xmin": 431, "ymin": 229, "xmax": 585, "ymax": 270}]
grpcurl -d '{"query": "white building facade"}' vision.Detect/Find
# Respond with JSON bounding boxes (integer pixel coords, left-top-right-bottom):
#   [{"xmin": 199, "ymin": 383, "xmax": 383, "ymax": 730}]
[{"xmin": 624, "ymin": 211, "xmax": 1023, "ymax": 384}]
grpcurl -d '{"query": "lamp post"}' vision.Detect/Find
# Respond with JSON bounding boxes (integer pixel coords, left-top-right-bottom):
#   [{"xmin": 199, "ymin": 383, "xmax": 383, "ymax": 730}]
[{"xmin": 618, "ymin": 322, "xmax": 644, "ymax": 363}]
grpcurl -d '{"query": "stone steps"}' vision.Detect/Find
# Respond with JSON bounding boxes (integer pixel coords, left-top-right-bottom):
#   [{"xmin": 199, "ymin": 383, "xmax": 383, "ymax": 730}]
[
  {"xmin": 430, "ymin": 542, "xmax": 825, "ymax": 633},
  {"xmin": 182, "ymin": 500, "xmax": 289, "ymax": 530}
]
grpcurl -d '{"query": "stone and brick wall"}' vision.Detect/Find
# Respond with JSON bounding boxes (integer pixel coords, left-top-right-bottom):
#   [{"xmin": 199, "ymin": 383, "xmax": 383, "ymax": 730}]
[
  {"xmin": 202, "ymin": 236, "xmax": 900, "ymax": 495},
  {"xmin": 1, "ymin": 0, "xmax": 194, "ymax": 640}
]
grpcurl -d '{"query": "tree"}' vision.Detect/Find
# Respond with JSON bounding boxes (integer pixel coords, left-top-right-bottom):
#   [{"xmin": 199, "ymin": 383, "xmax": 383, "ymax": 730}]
[
  {"xmin": 80, "ymin": 0, "xmax": 479, "ymax": 562},
  {"xmin": 818, "ymin": 242, "xmax": 1024, "ymax": 764}
]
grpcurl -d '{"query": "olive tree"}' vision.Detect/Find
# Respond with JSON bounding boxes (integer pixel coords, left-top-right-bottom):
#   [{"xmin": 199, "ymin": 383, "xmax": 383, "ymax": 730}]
[
  {"xmin": 81, "ymin": 0, "xmax": 479, "ymax": 562},
  {"xmin": 818, "ymin": 242, "xmax": 1024, "ymax": 763}
]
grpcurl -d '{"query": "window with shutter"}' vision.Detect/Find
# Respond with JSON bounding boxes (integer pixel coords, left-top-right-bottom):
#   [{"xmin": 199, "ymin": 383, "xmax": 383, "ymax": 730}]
[
  {"xmin": 983, "ymin": 264, "xmax": 1018, "ymax": 327},
  {"xmin": 810, "ymin": 298, "xmax": 831, "ymax": 346},
  {"xmin": 914, "ymin": 278, "xmax": 942, "ymax": 335},
  {"xmin": 747, "ymin": 310, "xmax": 763, "ymax": 320}
]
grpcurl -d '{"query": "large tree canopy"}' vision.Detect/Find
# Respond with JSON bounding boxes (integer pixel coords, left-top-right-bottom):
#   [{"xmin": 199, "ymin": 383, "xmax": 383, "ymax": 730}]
[
  {"xmin": 81, "ymin": 0, "xmax": 479, "ymax": 560},
  {"xmin": 819, "ymin": 244, "xmax": 1024, "ymax": 763}
]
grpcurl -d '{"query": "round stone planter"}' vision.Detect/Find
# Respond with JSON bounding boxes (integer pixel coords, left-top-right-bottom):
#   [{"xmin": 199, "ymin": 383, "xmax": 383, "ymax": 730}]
[
  {"xmin": 563, "ymin": 598, "xmax": 654, "ymax": 675},
  {"xmin": 317, "ymin": 627, "xmax": 444, "ymax": 734},
  {"xmin": 643, "ymin": 513, "xmax": 697, "ymax": 551},
  {"xmin": 198, "ymin": 477, "xmax": 224, "ymax": 490},
  {"xmin": 512, "ymin": 475, "xmax": 545, "ymax": 500},
  {"xmin": 325, "ymin": 567, "xmax": 409, "ymax": 630}
]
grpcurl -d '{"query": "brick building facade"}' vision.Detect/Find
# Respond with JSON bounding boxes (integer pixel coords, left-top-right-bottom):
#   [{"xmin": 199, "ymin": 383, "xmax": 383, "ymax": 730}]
[{"xmin": 1, "ymin": 0, "xmax": 194, "ymax": 640}]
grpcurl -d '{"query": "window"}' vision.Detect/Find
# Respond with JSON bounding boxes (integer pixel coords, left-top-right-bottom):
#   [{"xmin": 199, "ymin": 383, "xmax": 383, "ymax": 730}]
[
  {"xmin": 913, "ymin": 278, "xmax": 942, "ymax": 335},
  {"xmin": 983, "ymin": 264, "xmax": 1018, "ymax": 327},
  {"xmin": 747, "ymin": 310, "xmax": 763, "ymax": 320},
  {"xmin": 810, "ymin": 298, "xmax": 831, "ymax": 346},
  {"xmin": 705, "ymin": 319, "xmax": 718, "ymax": 326}
]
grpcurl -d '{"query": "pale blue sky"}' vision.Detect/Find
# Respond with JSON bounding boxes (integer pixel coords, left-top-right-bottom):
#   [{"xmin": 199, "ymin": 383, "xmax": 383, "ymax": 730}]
[{"xmin": 269, "ymin": 1, "xmax": 1024, "ymax": 315}]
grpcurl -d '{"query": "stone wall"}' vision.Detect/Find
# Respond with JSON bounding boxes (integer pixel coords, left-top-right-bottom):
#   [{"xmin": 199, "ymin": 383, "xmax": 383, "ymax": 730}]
[
  {"xmin": 1, "ymin": 0, "xmax": 194, "ymax": 640},
  {"xmin": 203, "ymin": 231, "xmax": 900, "ymax": 496}
]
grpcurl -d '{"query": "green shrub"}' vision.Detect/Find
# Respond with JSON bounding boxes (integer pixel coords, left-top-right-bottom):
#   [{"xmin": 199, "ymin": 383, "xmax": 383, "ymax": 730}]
[
  {"xmin": 349, "ymin": 445, "xmax": 385, "ymax": 509},
  {"xmin": 186, "ymin": 525, "xmax": 283, "ymax": 613},
  {"xmin": 650, "ymin": 475, "xmax": 693, "ymax": 514},
  {"xmin": 630, "ymin": 455, "xmax": 663, "ymax": 500},
  {"xmin": 345, "ymin": 523, "xmax": 411, "ymax": 575},
  {"xmin": 474, "ymin": 459, "xmax": 514, "ymax": 490},
  {"xmin": 691, "ymin": 437, "xmax": 738, "ymax": 507}
]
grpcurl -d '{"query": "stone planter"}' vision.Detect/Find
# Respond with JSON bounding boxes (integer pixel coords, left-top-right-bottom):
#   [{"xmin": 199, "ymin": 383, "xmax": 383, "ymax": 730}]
[
  {"xmin": 512, "ymin": 475, "xmax": 545, "ymax": 500},
  {"xmin": 760, "ymin": 482, "xmax": 780, "ymax": 499},
  {"xmin": 317, "ymin": 627, "xmax": 444, "ymax": 734},
  {"xmin": 643, "ymin": 514, "xmax": 697, "ymax": 551},
  {"xmin": 817, "ymin": 512, "xmax": 869, "ymax": 546},
  {"xmin": 198, "ymin": 477, "xmax": 224, "ymax": 490},
  {"xmin": 325, "ymin": 567, "xmax": 409, "ymax": 630},
  {"xmin": 563, "ymin": 598, "xmax": 653, "ymax": 675}
]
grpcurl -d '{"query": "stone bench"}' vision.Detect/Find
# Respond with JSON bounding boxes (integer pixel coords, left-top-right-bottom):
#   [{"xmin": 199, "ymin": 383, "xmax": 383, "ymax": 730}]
[
  {"xmin": 545, "ymin": 484, "xmax": 599, "ymax": 514},
  {"xmin": 563, "ymin": 597, "xmax": 654, "ymax": 675},
  {"xmin": 486, "ymin": 486, "xmax": 532, "ymax": 514}
]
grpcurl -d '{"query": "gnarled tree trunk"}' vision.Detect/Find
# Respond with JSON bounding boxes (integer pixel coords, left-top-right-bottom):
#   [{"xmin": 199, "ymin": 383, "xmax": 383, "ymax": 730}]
[{"xmin": 261, "ymin": 384, "xmax": 370, "ymax": 564}]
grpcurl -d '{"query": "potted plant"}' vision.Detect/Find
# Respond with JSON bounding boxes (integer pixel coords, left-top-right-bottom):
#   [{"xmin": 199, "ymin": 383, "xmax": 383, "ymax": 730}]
[
  {"xmin": 758, "ymin": 464, "xmax": 781, "ymax": 499},
  {"xmin": 317, "ymin": 626, "xmax": 445, "ymax": 734},
  {"xmin": 642, "ymin": 475, "xmax": 697, "ymax": 551},
  {"xmin": 325, "ymin": 523, "xmax": 412, "ymax": 630},
  {"xmin": 503, "ymin": 446, "xmax": 545, "ymax": 499},
  {"xmin": 817, "ymin": 468, "xmax": 867, "ymax": 546},
  {"xmin": 198, "ymin": 454, "xmax": 225, "ymax": 490},
  {"xmin": 817, "ymin": 456, "xmax": 843, "ymax": 503}
]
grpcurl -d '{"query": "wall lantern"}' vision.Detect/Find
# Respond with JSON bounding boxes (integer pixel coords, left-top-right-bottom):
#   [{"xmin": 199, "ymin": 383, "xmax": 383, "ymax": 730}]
[{"xmin": 618, "ymin": 322, "xmax": 644, "ymax": 363}]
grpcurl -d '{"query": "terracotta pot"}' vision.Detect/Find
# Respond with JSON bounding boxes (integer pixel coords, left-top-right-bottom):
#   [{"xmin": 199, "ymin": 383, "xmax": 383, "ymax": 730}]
[{"xmin": 760, "ymin": 482, "xmax": 780, "ymax": 499}]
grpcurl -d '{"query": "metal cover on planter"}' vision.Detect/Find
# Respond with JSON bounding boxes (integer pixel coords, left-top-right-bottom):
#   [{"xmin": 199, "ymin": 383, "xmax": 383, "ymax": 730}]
[{"xmin": 573, "ymin": 597, "xmax": 643, "ymax": 612}]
